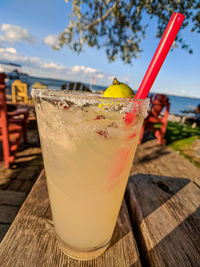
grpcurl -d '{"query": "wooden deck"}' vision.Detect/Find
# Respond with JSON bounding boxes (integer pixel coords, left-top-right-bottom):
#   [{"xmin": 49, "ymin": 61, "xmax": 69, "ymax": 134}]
[
  {"xmin": 0, "ymin": 140, "xmax": 200, "ymax": 266},
  {"xmin": 128, "ymin": 140, "xmax": 200, "ymax": 266},
  {"xmin": 0, "ymin": 127, "xmax": 43, "ymax": 241},
  {"xmin": 132, "ymin": 140, "xmax": 200, "ymax": 180}
]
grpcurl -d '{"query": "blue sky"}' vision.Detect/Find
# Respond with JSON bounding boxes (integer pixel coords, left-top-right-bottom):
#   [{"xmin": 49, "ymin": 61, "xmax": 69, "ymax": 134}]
[{"xmin": 0, "ymin": 0, "xmax": 200, "ymax": 97}]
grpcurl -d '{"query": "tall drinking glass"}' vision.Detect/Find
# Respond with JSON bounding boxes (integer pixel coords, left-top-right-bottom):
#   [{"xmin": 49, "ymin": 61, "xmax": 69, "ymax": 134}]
[{"xmin": 32, "ymin": 89, "xmax": 149, "ymax": 260}]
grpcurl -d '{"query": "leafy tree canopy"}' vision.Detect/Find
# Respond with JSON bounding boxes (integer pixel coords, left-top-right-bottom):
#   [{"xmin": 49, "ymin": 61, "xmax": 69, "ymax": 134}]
[{"xmin": 56, "ymin": 0, "xmax": 200, "ymax": 64}]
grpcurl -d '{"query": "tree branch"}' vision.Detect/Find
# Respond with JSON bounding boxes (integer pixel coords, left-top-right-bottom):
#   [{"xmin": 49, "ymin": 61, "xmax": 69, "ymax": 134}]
[{"xmin": 83, "ymin": 2, "xmax": 117, "ymax": 30}]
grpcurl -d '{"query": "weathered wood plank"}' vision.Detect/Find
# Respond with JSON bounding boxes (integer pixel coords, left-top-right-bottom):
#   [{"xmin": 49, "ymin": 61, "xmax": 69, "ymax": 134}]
[
  {"xmin": 0, "ymin": 190, "xmax": 26, "ymax": 206},
  {"xmin": 0, "ymin": 170, "xmax": 141, "ymax": 267},
  {"xmin": 126, "ymin": 173, "xmax": 200, "ymax": 267},
  {"xmin": 0, "ymin": 225, "xmax": 10, "ymax": 242},
  {"xmin": 128, "ymin": 141, "xmax": 200, "ymax": 266},
  {"xmin": 132, "ymin": 140, "xmax": 200, "ymax": 180}
]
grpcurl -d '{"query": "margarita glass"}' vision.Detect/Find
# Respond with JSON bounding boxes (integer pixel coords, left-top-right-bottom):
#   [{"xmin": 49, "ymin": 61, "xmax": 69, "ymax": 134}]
[{"xmin": 32, "ymin": 89, "xmax": 149, "ymax": 260}]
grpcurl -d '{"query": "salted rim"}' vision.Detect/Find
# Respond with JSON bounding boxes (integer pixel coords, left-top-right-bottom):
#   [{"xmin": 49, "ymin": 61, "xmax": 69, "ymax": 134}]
[{"xmin": 31, "ymin": 88, "xmax": 149, "ymax": 106}]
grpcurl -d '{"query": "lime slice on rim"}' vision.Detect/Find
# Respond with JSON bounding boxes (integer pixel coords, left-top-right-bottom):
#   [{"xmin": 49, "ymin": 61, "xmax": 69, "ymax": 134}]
[{"xmin": 103, "ymin": 78, "xmax": 135, "ymax": 98}]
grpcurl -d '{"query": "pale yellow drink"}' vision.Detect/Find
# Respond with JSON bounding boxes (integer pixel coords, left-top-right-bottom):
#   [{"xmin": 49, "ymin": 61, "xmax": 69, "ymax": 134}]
[{"xmin": 32, "ymin": 89, "xmax": 148, "ymax": 260}]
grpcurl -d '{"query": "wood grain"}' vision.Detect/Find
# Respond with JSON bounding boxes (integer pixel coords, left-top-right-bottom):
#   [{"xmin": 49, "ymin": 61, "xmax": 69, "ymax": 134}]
[
  {"xmin": 0, "ymin": 170, "xmax": 141, "ymax": 267},
  {"xmin": 132, "ymin": 140, "xmax": 200, "ymax": 180},
  {"xmin": 126, "ymin": 140, "xmax": 200, "ymax": 266},
  {"xmin": 126, "ymin": 173, "xmax": 200, "ymax": 267}
]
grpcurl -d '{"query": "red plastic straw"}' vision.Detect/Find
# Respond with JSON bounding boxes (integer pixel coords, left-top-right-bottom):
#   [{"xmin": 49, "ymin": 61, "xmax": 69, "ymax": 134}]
[{"xmin": 135, "ymin": 12, "xmax": 185, "ymax": 100}]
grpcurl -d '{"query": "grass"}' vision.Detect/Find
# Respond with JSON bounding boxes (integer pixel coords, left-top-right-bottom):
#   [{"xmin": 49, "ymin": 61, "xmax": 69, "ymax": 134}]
[
  {"xmin": 169, "ymin": 136, "xmax": 198, "ymax": 151},
  {"xmin": 166, "ymin": 121, "xmax": 200, "ymax": 145},
  {"xmin": 166, "ymin": 121, "xmax": 200, "ymax": 167}
]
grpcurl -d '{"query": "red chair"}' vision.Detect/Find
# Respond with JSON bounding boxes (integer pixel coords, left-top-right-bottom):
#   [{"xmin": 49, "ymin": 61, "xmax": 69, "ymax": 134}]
[
  {"xmin": 139, "ymin": 94, "xmax": 170, "ymax": 145},
  {"xmin": 0, "ymin": 80, "xmax": 30, "ymax": 168}
]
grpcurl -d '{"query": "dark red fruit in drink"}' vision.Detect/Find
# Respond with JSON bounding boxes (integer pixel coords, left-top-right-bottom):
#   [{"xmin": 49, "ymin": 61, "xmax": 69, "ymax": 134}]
[
  {"xmin": 95, "ymin": 115, "xmax": 106, "ymax": 120},
  {"xmin": 96, "ymin": 130, "xmax": 108, "ymax": 138},
  {"xmin": 59, "ymin": 103, "xmax": 68, "ymax": 109}
]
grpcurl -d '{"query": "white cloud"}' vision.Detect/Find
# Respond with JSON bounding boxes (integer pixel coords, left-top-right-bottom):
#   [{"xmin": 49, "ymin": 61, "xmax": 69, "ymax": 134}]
[
  {"xmin": 108, "ymin": 76, "xmax": 115, "ymax": 81},
  {"xmin": 85, "ymin": 67, "xmax": 96, "ymax": 73},
  {"xmin": 0, "ymin": 47, "xmax": 112, "ymax": 85},
  {"xmin": 44, "ymin": 34, "xmax": 58, "ymax": 47},
  {"xmin": 71, "ymin": 65, "xmax": 96, "ymax": 74},
  {"xmin": 0, "ymin": 47, "xmax": 138, "ymax": 89},
  {"xmin": 42, "ymin": 62, "xmax": 66, "ymax": 71},
  {"xmin": 0, "ymin": 24, "xmax": 36, "ymax": 45},
  {"xmin": 0, "ymin": 47, "xmax": 16, "ymax": 54},
  {"xmin": 0, "ymin": 35, "xmax": 6, "ymax": 43},
  {"xmin": 97, "ymin": 74, "xmax": 103, "ymax": 79},
  {"xmin": 180, "ymin": 89, "xmax": 186, "ymax": 94}
]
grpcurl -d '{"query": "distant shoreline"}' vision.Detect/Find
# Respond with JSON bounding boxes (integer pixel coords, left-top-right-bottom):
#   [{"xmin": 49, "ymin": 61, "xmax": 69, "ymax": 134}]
[
  {"xmin": 29, "ymin": 75, "xmax": 200, "ymax": 100},
  {"xmin": 150, "ymin": 91, "xmax": 200, "ymax": 100},
  {"xmin": 6, "ymin": 75, "xmax": 200, "ymax": 116}
]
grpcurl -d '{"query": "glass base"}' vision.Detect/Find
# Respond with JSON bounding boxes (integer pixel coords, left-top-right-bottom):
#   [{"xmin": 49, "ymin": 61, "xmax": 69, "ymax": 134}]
[{"xmin": 57, "ymin": 235, "xmax": 110, "ymax": 260}]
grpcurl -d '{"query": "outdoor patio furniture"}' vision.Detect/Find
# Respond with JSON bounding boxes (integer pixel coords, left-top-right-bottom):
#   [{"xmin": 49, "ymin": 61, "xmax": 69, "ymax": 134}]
[
  {"xmin": 181, "ymin": 104, "xmax": 200, "ymax": 127},
  {"xmin": 0, "ymin": 83, "xmax": 30, "ymax": 168},
  {"xmin": 32, "ymin": 82, "xmax": 47, "ymax": 90},
  {"xmin": 11, "ymin": 79, "xmax": 33, "ymax": 104},
  {"xmin": 0, "ymin": 140, "xmax": 199, "ymax": 266},
  {"xmin": 139, "ymin": 94, "xmax": 170, "ymax": 145},
  {"xmin": 67, "ymin": 82, "xmax": 91, "ymax": 92}
]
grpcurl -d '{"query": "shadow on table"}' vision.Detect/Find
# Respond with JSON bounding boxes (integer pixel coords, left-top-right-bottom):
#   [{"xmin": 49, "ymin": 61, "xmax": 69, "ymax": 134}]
[
  {"xmin": 146, "ymin": 206, "xmax": 200, "ymax": 266},
  {"xmin": 109, "ymin": 201, "xmax": 132, "ymax": 248},
  {"xmin": 126, "ymin": 173, "xmax": 190, "ymax": 219},
  {"xmin": 125, "ymin": 173, "xmax": 200, "ymax": 266},
  {"xmin": 136, "ymin": 144, "xmax": 170, "ymax": 163}
]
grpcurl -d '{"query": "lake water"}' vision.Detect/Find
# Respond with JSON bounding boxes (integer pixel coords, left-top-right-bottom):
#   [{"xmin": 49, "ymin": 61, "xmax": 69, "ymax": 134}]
[{"xmin": 7, "ymin": 75, "xmax": 200, "ymax": 116}]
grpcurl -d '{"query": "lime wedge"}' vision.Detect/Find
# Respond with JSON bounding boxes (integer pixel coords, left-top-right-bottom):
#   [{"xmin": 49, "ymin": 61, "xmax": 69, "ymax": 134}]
[{"xmin": 103, "ymin": 78, "xmax": 135, "ymax": 98}]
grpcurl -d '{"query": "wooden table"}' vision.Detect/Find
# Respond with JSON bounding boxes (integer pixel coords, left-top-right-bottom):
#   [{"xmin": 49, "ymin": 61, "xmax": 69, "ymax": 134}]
[{"xmin": 0, "ymin": 141, "xmax": 200, "ymax": 266}]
